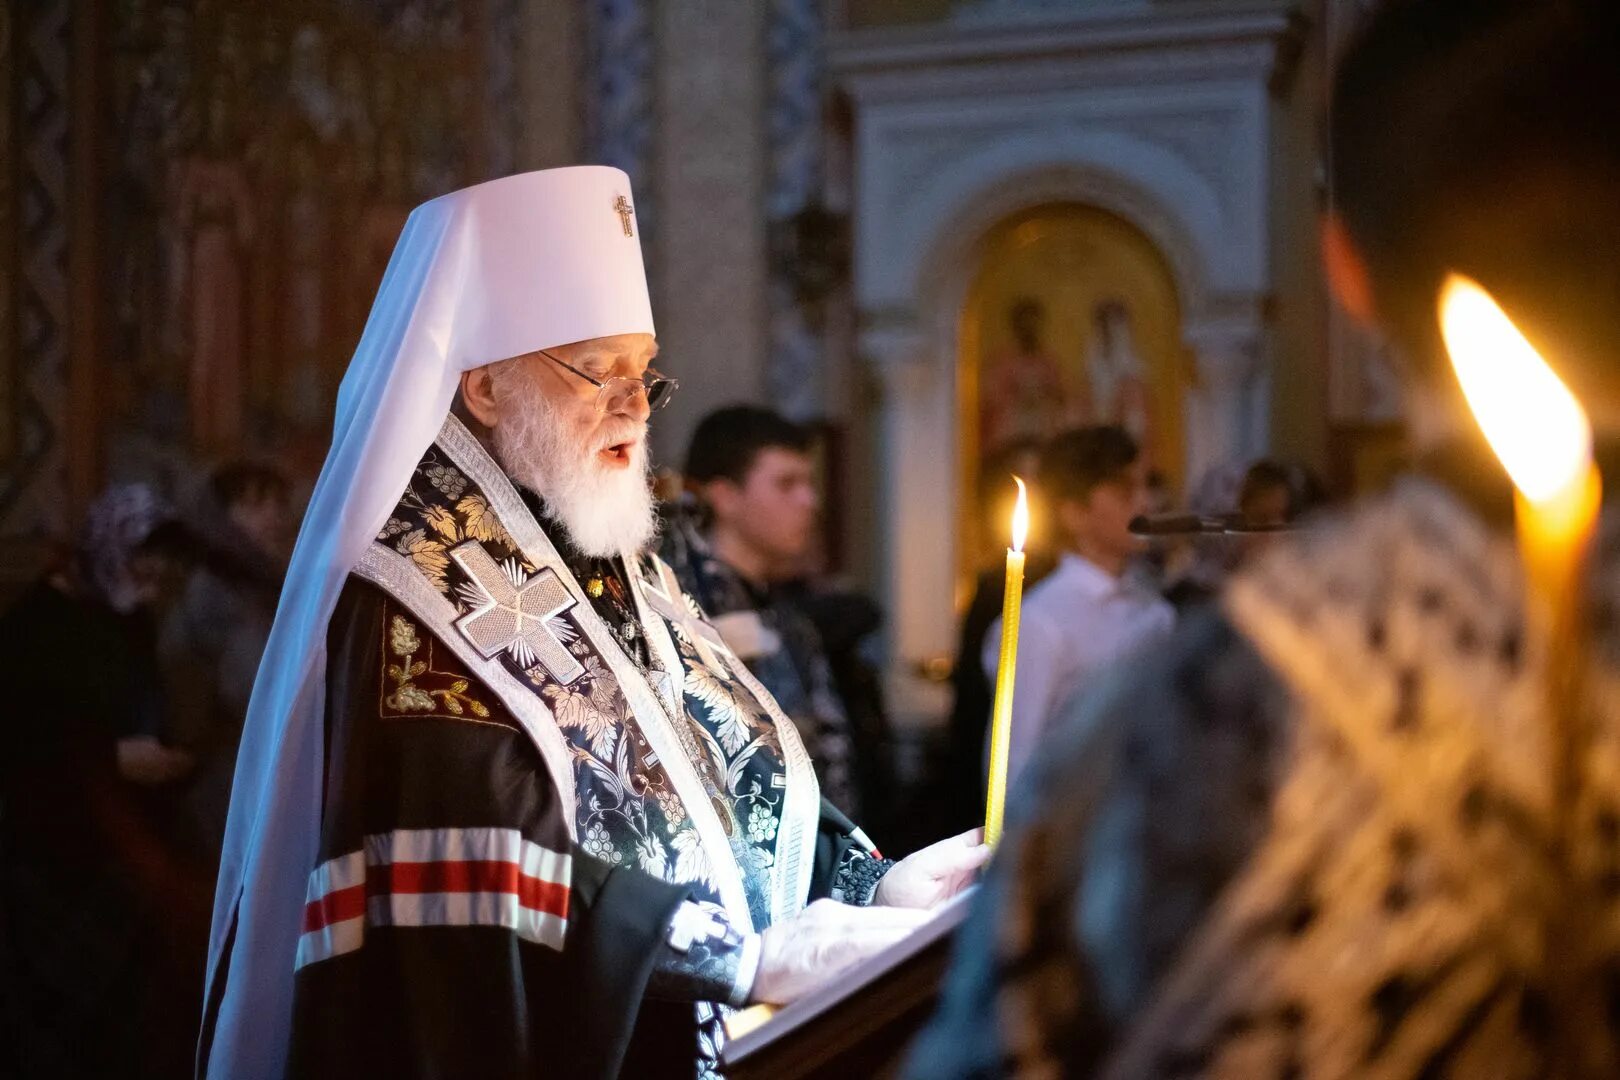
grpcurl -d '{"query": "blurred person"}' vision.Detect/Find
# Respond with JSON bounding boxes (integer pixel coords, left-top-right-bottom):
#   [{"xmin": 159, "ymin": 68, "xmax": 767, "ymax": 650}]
[
  {"xmin": 161, "ymin": 462, "xmax": 291, "ymax": 861},
  {"xmin": 1284, "ymin": 460, "xmax": 1330, "ymax": 519},
  {"xmin": 789, "ymin": 583, "xmax": 901, "ymax": 840},
  {"xmin": 1161, "ymin": 459, "xmax": 1295, "ymax": 612},
  {"xmin": 981, "ymin": 426, "xmax": 1174, "ymax": 790},
  {"xmin": 1236, "ymin": 459, "xmax": 1295, "ymax": 528},
  {"xmin": 663, "ymin": 405, "xmax": 864, "ymax": 816},
  {"xmin": 200, "ymin": 169, "xmax": 984, "ymax": 1080},
  {"xmin": 909, "ymin": 2, "xmax": 1620, "ymax": 1076},
  {"xmin": 0, "ymin": 484, "xmax": 208, "ymax": 1079}
]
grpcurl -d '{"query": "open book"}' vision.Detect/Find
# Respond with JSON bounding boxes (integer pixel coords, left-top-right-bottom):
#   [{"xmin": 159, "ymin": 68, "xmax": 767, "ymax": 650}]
[{"xmin": 720, "ymin": 887, "xmax": 978, "ymax": 1079}]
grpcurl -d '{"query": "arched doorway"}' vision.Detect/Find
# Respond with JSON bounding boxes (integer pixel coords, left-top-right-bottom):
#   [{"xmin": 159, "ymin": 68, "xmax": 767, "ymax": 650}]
[{"xmin": 957, "ymin": 204, "xmax": 1186, "ymax": 593}]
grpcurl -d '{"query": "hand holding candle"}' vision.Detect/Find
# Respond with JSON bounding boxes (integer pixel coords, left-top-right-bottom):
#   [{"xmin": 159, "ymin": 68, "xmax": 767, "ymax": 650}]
[{"xmin": 984, "ymin": 476, "xmax": 1030, "ymax": 848}]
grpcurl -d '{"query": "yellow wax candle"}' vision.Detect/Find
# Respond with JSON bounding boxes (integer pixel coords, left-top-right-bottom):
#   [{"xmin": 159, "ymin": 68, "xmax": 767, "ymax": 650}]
[{"xmin": 985, "ymin": 477, "xmax": 1030, "ymax": 848}]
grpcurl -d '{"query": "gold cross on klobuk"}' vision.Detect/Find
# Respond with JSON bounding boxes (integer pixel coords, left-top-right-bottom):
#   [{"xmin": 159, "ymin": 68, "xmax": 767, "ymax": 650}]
[
  {"xmin": 639, "ymin": 561, "xmax": 735, "ymax": 680},
  {"xmin": 612, "ymin": 194, "xmax": 635, "ymax": 237},
  {"xmin": 450, "ymin": 541, "xmax": 585, "ymax": 685}
]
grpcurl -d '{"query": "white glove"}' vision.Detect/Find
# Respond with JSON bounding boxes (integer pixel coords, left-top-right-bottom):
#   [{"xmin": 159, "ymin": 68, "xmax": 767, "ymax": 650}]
[
  {"xmin": 750, "ymin": 899, "xmax": 932, "ymax": 1005},
  {"xmin": 873, "ymin": 828, "xmax": 991, "ymax": 910}
]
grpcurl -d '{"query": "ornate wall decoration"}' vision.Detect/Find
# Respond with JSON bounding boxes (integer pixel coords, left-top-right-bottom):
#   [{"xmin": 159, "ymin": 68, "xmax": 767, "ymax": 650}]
[
  {"xmin": 482, "ymin": 0, "xmax": 523, "ymax": 178},
  {"xmin": 0, "ymin": 0, "xmax": 525, "ymax": 550},
  {"xmin": 0, "ymin": 3, "xmax": 10, "ymax": 474},
  {"xmin": 104, "ymin": 2, "xmax": 494, "ymax": 473},
  {"xmin": 585, "ymin": 0, "xmax": 656, "ymax": 247},
  {"xmin": 766, "ymin": 0, "xmax": 839, "ymax": 422},
  {"xmin": 2, "ymin": 0, "xmax": 72, "ymax": 540}
]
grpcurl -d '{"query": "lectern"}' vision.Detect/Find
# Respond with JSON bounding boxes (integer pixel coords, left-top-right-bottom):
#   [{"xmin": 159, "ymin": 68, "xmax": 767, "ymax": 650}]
[{"xmin": 719, "ymin": 889, "xmax": 976, "ymax": 1080}]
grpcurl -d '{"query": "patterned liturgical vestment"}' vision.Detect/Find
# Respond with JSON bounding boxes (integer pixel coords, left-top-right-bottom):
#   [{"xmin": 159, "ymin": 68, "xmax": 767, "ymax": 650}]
[{"xmin": 277, "ymin": 416, "xmax": 891, "ymax": 1079}]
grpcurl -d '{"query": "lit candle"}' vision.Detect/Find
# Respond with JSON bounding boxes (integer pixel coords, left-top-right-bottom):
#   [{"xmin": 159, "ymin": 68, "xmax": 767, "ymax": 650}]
[
  {"xmin": 1439, "ymin": 274, "xmax": 1602, "ymax": 1067},
  {"xmin": 1439, "ymin": 273, "xmax": 1601, "ymax": 670},
  {"xmin": 984, "ymin": 476, "xmax": 1030, "ymax": 847}
]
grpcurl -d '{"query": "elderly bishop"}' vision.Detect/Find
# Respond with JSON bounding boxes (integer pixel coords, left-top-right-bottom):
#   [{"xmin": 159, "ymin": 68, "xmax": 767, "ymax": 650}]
[{"xmin": 198, "ymin": 168, "xmax": 986, "ymax": 1080}]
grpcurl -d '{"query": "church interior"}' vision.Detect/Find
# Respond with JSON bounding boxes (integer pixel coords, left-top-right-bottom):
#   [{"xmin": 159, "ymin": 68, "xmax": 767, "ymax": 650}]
[
  {"xmin": 2, "ymin": 0, "xmax": 1397, "ymax": 717},
  {"xmin": 21, "ymin": 0, "xmax": 1570, "ymax": 1073}
]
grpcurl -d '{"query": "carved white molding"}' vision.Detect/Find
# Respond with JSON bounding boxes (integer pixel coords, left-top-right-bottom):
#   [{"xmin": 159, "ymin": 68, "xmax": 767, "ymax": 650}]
[{"xmin": 831, "ymin": 1, "xmax": 1306, "ymax": 720}]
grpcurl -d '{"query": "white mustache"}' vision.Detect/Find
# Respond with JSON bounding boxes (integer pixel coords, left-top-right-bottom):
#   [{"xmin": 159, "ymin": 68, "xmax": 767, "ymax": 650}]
[{"xmin": 595, "ymin": 425, "xmax": 647, "ymax": 452}]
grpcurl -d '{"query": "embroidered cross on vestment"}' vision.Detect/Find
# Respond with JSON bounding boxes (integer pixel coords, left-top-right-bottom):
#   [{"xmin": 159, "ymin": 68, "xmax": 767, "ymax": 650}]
[
  {"xmin": 640, "ymin": 561, "xmax": 736, "ymax": 680},
  {"xmin": 450, "ymin": 541, "xmax": 584, "ymax": 684}
]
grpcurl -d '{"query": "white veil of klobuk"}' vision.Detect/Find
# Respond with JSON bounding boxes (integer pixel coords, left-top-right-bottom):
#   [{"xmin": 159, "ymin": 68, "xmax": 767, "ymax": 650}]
[{"xmin": 201, "ymin": 167, "xmax": 654, "ymax": 1078}]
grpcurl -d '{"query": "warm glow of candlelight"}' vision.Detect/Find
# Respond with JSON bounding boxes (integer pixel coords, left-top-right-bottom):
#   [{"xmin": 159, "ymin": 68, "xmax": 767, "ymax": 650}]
[
  {"xmin": 1439, "ymin": 274, "xmax": 1592, "ymax": 503},
  {"xmin": 1011, "ymin": 476, "xmax": 1029, "ymax": 553}
]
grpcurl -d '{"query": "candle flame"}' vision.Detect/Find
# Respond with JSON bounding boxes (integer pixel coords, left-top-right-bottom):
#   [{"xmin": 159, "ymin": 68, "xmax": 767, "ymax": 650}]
[
  {"xmin": 1011, "ymin": 476, "xmax": 1029, "ymax": 552},
  {"xmin": 1439, "ymin": 274, "xmax": 1592, "ymax": 505}
]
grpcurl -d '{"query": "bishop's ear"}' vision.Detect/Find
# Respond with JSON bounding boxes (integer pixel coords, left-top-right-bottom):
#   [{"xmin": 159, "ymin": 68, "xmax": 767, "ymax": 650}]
[{"xmin": 459, "ymin": 365, "xmax": 501, "ymax": 429}]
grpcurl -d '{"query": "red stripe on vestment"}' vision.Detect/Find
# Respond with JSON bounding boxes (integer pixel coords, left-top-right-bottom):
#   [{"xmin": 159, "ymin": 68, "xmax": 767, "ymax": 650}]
[
  {"xmin": 301, "ymin": 861, "xmax": 569, "ymax": 933},
  {"xmin": 379, "ymin": 860, "xmax": 570, "ymax": 917},
  {"xmin": 303, "ymin": 883, "xmax": 366, "ymax": 933}
]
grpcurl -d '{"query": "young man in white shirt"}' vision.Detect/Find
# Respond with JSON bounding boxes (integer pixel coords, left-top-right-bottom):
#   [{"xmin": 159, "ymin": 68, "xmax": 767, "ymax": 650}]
[{"xmin": 982, "ymin": 426, "xmax": 1174, "ymax": 787}]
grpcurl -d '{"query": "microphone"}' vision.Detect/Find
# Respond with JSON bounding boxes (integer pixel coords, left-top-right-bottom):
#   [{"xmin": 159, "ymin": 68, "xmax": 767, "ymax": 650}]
[{"xmin": 1129, "ymin": 513, "xmax": 1296, "ymax": 536}]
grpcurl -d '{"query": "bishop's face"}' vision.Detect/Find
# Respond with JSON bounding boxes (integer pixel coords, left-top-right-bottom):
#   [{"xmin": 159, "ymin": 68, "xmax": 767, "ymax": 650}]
[
  {"xmin": 472, "ymin": 332, "xmax": 661, "ymax": 558},
  {"xmin": 528, "ymin": 332, "xmax": 659, "ymax": 467}
]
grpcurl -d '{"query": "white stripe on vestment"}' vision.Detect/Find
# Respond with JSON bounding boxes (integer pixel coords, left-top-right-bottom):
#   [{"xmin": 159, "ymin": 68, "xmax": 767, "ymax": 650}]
[
  {"xmin": 368, "ymin": 891, "xmax": 567, "ymax": 950},
  {"xmin": 295, "ymin": 915, "xmax": 365, "ymax": 969},
  {"xmin": 294, "ymin": 827, "xmax": 571, "ymax": 970},
  {"xmin": 304, "ymin": 849, "xmax": 367, "ymax": 902},
  {"xmin": 362, "ymin": 826, "xmax": 570, "ymax": 885}
]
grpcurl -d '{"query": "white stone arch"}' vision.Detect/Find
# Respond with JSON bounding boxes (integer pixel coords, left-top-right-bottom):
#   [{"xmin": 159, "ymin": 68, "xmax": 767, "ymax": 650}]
[
  {"xmin": 909, "ymin": 158, "xmax": 1211, "ymax": 363},
  {"xmin": 887, "ymin": 136, "xmax": 1220, "ymax": 323},
  {"xmin": 860, "ymin": 156, "xmax": 1266, "ymax": 725}
]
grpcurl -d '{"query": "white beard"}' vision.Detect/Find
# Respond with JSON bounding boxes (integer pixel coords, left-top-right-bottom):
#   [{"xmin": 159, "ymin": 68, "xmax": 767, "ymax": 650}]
[{"xmin": 487, "ymin": 359, "xmax": 658, "ymax": 558}]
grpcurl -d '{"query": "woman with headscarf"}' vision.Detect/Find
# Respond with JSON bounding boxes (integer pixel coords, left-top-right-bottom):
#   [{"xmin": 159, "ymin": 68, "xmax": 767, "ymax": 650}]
[{"xmin": 0, "ymin": 483, "xmax": 208, "ymax": 1079}]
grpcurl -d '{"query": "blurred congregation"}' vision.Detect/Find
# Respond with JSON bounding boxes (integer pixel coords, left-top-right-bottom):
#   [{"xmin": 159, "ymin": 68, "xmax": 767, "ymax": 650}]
[{"xmin": 0, "ymin": 0, "xmax": 1498, "ymax": 1076}]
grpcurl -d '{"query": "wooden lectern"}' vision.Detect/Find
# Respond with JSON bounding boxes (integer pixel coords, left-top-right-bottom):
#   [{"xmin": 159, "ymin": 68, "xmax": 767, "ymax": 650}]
[{"xmin": 719, "ymin": 889, "xmax": 976, "ymax": 1080}]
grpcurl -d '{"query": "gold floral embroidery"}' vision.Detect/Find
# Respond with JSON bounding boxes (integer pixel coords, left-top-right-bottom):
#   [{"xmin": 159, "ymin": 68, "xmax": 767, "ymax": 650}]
[
  {"xmin": 423, "ymin": 504, "xmax": 461, "ymax": 543},
  {"xmin": 382, "ymin": 613, "xmax": 493, "ymax": 720},
  {"xmin": 394, "ymin": 529, "xmax": 450, "ymax": 594},
  {"xmin": 456, "ymin": 493, "xmax": 514, "ymax": 547}
]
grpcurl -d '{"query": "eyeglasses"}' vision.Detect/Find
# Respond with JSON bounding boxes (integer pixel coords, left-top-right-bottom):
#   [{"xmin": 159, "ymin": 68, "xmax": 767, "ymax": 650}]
[{"xmin": 537, "ymin": 348, "xmax": 680, "ymax": 414}]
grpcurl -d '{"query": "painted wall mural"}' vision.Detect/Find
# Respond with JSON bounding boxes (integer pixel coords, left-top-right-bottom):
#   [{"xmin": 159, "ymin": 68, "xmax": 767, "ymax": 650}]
[
  {"xmin": 1, "ymin": 0, "xmax": 521, "ymax": 549},
  {"xmin": 959, "ymin": 204, "xmax": 1186, "ymax": 576}
]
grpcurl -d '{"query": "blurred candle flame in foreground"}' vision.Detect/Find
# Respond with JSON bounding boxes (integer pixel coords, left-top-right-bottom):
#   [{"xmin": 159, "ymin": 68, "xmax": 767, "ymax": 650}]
[
  {"xmin": 1441, "ymin": 272, "xmax": 1602, "ymax": 1063},
  {"xmin": 1439, "ymin": 274, "xmax": 1592, "ymax": 504}
]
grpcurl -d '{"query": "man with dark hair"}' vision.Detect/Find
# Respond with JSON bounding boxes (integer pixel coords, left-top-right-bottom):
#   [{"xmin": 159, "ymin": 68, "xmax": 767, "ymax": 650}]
[
  {"xmin": 981, "ymin": 425, "xmax": 1173, "ymax": 789},
  {"xmin": 663, "ymin": 405, "xmax": 864, "ymax": 815},
  {"xmin": 910, "ymin": 2, "xmax": 1620, "ymax": 1076},
  {"xmin": 683, "ymin": 405, "xmax": 814, "ymax": 492}
]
